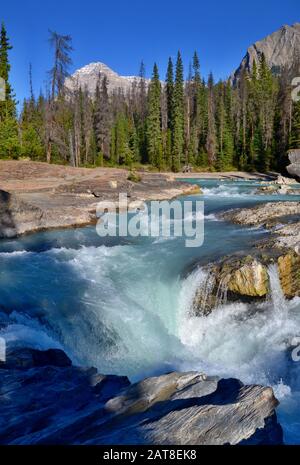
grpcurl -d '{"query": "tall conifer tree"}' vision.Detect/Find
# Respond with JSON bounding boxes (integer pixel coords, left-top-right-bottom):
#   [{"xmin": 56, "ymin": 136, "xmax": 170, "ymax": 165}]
[
  {"xmin": 172, "ymin": 51, "xmax": 184, "ymax": 171},
  {"xmin": 146, "ymin": 63, "xmax": 162, "ymax": 169}
]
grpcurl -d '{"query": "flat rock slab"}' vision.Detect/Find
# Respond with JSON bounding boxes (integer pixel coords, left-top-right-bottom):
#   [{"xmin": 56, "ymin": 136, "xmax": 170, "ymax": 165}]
[{"xmin": 0, "ymin": 161, "xmax": 199, "ymax": 238}]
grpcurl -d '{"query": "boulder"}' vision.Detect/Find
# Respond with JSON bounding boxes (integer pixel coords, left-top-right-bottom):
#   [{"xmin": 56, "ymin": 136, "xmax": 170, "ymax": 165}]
[
  {"xmin": 193, "ymin": 256, "xmax": 270, "ymax": 315},
  {"xmin": 287, "ymin": 149, "xmax": 300, "ymax": 181},
  {"xmin": 1, "ymin": 348, "xmax": 72, "ymax": 369},
  {"xmin": 275, "ymin": 175, "xmax": 297, "ymax": 185},
  {"xmin": 192, "ymin": 251, "xmax": 300, "ymax": 316},
  {"xmin": 278, "ymin": 252, "xmax": 300, "ymax": 299},
  {"xmin": 0, "ymin": 348, "xmax": 283, "ymax": 445},
  {"xmin": 0, "ymin": 189, "xmax": 43, "ymax": 238}
]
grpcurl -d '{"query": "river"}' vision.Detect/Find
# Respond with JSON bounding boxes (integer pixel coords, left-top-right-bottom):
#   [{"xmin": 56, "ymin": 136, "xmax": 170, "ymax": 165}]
[{"xmin": 1, "ymin": 179, "xmax": 300, "ymax": 443}]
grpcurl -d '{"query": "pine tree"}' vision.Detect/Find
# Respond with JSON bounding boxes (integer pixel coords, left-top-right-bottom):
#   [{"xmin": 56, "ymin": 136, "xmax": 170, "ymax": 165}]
[
  {"xmin": 20, "ymin": 96, "xmax": 44, "ymax": 160},
  {"xmin": 94, "ymin": 75, "xmax": 111, "ymax": 160},
  {"xmin": 0, "ymin": 22, "xmax": 16, "ymax": 120},
  {"xmin": 137, "ymin": 60, "xmax": 147, "ymax": 162},
  {"xmin": 113, "ymin": 113, "xmax": 132, "ymax": 166},
  {"xmin": 0, "ymin": 22, "xmax": 18, "ymax": 158},
  {"xmin": 166, "ymin": 57, "xmax": 174, "ymax": 131},
  {"xmin": 172, "ymin": 51, "xmax": 184, "ymax": 171},
  {"xmin": 216, "ymin": 82, "xmax": 234, "ymax": 170},
  {"xmin": 164, "ymin": 57, "xmax": 174, "ymax": 168},
  {"xmin": 206, "ymin": 72, "xmax": 217, "ymax": 167},
  {"xmin": 0, "ymin": 117, "xmax": 19, "ymax": 158},
  {"xmin": 146, "ymin": 63, "xmax": 162, "ymax": 169},
  {"xmin": 196, "ymin": 79, "xmax": 208, "ymax": 165},
  {"xmin": 48, "ymin": 30, "xmax": 73, "ymax": 98},
  {"xmin": 189, "ymin": 51, "xmax": 202, "ymax": 164}
]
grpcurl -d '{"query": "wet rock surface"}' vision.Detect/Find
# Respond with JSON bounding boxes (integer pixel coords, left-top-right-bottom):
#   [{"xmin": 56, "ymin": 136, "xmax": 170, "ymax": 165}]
[
  {"xmin": 193, "ymin": 256, "xmax": 270, "ymax": 315},
  {"xmin": 192, "ymin": 250, "xmax": 300, "ymax": 316},
  {"xmin": 221, "ymin": 202, "xmax": 300, "ymax": 253},
  {"xmin": 221, "ymin": 202, "xmax": 300, "ymax": 227},
  {"xmin": 0, "ymin": 348, "xmax": 283, "ymax": 445}
]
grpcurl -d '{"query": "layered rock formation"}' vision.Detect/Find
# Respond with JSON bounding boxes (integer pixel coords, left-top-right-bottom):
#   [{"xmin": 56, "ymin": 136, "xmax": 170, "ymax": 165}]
[{"xmin": 0, "ymin": 347, "xmax": 283, "ymax": 445}]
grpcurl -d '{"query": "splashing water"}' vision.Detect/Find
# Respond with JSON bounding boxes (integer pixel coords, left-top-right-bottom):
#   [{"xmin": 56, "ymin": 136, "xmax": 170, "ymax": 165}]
[{"xmin": 268, "ymin": 264, "xmax": 288, "ymax": 315}]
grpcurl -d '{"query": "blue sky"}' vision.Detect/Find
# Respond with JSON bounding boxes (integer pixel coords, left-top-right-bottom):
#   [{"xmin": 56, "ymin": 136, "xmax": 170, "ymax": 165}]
[{"xmin": 2, "ymin": 0, "xmax": 300, "ymax": 104}]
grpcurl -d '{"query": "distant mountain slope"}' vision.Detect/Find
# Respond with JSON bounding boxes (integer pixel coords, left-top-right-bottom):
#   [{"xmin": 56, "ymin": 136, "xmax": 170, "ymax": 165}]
[
  {"xmin": 234, "ymin": 23, "xmax": 300, "ymax": 81},
  {"xmin": 65, "ymin": 62, "xmax": 149, "ymax": 94},
  {"xmin": 66, "ymin": 23, "xmax": 300, "ymax": 93}
]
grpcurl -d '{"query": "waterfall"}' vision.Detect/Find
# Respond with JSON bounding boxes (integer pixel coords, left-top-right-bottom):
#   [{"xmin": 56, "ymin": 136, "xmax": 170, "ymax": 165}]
[
  {"xmin": 215, "ymin": 275, "xmax": 229, "ymax": 307},
  {"xmin": 268, "ymin": 264, "xmax": 288, "ymax": 315},
  {"xmin": 189, "ymin": 269, "xmax": 216, "ymax": 316}
]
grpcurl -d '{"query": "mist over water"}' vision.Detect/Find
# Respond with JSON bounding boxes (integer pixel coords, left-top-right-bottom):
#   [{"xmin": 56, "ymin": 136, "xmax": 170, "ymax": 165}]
[{"xmin": 1, "ymin": 179, "xmax": 300, "ymax": 443}]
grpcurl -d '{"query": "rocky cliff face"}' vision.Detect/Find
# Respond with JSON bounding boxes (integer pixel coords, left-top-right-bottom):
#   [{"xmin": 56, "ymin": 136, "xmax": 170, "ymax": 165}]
[
  {"xmin": 234, "ymin": 23, "xmax": 300, "ymax": 81},
  {"xmin": 65, "ymin": 62, "xmax": 150, "ymax": 95}
]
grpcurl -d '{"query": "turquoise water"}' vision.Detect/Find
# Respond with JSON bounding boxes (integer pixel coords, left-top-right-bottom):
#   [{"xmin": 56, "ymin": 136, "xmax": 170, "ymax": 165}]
[{"xmin": 1, "ymin": 179, "xmax": 300, "ymax": 443}]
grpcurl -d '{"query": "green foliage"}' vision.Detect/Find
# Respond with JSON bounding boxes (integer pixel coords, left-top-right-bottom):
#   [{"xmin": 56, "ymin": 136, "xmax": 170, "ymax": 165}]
[
  {"xmin": 20, "ymin": 124, "xmax": 44, "ymax": 159},
  {"xmin": 111, "ymin": 113, "xmax": 133, "ymax": 166},
  {"xmin": 0, "ymin": 22, "xmax": 16, "ymax": 120},
  {"xmin": 172, "ymin": 51, "xmax": 184, "ymax": 171},
  {"xmin": 0, "ymin": 27, "xmax": 296, "ymax": 174},
  {"xmin": 146, "ymin": 63, "xmax": 163, "ymax": 169},
  {"xmin": 0, "ymin": 117, "xmax": 20, "ymax": 158},
  {"xmin": 127, "ymin": 170, "xmax": 142, "ymax": 183}
]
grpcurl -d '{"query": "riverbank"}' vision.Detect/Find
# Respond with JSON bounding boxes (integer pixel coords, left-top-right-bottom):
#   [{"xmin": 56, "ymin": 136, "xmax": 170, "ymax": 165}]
[
  {"xmin": 168, "ymin": 171, "xmax": 277, "ymax": 180},
  {"xmin": 0, "ymin": 160, "xmax": 200, "ymax": 238},
  {"xmin": 221, "ymin": 201, "xmax": 300, "ymax": 252}
]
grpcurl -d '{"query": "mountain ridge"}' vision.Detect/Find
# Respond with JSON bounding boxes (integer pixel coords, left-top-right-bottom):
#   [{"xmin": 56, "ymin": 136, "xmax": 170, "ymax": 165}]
[
  {"xmin": 233, "ymin": 22, "xmax": 300, "ymax": 81},
  {"xmin": 65, "ymin": 61, "xmax": 149, "ymax": 95},
  {"xmin": 65, "ymin": 22, "xmax": 300, "ymax": 94}
]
